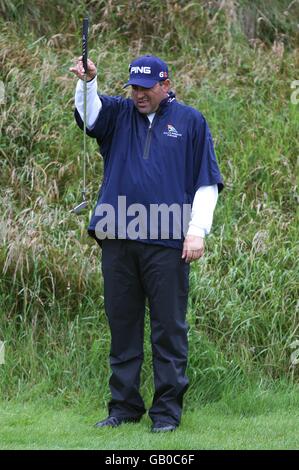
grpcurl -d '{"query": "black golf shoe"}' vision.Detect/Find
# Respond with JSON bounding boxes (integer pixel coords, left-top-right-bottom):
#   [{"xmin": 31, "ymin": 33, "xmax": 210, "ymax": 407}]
[
  {"xmin": 95, "ymin": 415, "xmax": 141, "ymax": 428},
  {"xmin": 151, "ymin": 422, "xmax": 177, "ymax": 433}
]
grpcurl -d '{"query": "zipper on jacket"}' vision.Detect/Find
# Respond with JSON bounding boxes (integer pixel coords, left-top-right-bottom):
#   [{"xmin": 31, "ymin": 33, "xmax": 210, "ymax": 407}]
[{"xmin": 143, "ymin": 120, "xmax": 154, "ymax": 159}]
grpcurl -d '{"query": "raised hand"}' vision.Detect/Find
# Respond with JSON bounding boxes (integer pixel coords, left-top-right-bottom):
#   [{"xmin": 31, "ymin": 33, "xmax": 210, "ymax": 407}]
[{"xmin": 69, "ymin": 56, "xmax": 97, "ymax": 81}]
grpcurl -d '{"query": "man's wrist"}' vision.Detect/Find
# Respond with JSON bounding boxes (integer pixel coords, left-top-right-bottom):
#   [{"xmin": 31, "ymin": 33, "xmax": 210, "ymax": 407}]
[
  {"xmin": 186, "ymin": 226, "xmax": 205, "ymax": 239},
  {"xmin": 77, "ymin": 76, "xmax": 97, "ymax": 91},
  {"xmin": 87, "ymin": 75, "xmax": 97, "ymax": 83}
]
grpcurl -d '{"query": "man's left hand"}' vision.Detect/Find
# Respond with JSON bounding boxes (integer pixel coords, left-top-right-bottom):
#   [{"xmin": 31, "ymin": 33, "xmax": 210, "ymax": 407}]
[{"xmin": 182, "ymin": 235, "xmax": 204, "ymax": 263}]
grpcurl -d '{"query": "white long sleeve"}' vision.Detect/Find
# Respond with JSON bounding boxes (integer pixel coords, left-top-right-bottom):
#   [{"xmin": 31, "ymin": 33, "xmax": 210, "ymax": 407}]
[
  {"xmin": 187, "ymin": 185, "xmax": 218, "ymax": 238},
  {"xmin": 75, "ymin": 76, "xmax": 102, "ymax": 129}
]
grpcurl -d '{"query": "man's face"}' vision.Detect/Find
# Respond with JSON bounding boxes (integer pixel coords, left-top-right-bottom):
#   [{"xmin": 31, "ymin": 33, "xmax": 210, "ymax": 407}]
[{"xmin": 131, "ymin": 80, "xmax": 170, "ymax": 114}]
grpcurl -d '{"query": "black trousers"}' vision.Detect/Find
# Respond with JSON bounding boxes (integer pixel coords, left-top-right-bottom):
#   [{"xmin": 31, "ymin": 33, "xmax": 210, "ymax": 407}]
[{"xmin": 101, "ymin": 239, "xmax": 190, "ymax": 426}]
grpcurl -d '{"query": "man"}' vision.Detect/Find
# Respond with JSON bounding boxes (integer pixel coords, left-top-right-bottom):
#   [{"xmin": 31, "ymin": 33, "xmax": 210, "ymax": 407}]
[{"xmin": 70, "ymin": 55, "xmax": 224, "ymax": 432}]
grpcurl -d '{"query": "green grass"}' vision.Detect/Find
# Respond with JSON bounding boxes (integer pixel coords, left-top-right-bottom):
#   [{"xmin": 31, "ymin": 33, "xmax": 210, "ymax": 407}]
[{"xmin": 1, "ymin": 385, "xmax": 299, "ymax": 449}]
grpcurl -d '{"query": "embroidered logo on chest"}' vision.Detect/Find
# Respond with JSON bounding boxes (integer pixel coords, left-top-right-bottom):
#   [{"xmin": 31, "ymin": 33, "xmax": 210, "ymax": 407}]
[{"xmin": 163, "ymin": 124, "xmax": 182, "ymax": 138}]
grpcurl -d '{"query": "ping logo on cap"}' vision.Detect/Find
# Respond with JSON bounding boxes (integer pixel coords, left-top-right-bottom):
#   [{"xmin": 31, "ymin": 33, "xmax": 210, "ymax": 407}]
[{"xmin": 131, "ymin": 66, "xmax": 151, "ymax": 74}]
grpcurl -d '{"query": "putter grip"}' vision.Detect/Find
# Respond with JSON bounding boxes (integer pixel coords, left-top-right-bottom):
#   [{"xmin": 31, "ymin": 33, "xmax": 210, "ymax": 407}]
[{"xmin": 82, "ymin": 17, "xmax": 89, "ymax": 73}]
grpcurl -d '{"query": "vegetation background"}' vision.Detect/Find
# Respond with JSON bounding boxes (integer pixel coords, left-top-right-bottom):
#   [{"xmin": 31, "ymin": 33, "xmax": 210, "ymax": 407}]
[{"xmin": 0, "ymin": 0, "xmax": 298, "ymax": 437}]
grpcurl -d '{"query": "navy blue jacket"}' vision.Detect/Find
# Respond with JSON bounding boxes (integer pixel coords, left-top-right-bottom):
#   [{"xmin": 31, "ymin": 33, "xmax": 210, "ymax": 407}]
[{"xmin": 75, "ymin": 91, "xmax": 224, "ymax": 249}]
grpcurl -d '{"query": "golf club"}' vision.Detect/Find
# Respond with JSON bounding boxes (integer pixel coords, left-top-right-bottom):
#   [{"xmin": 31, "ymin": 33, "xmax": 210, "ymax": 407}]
[{"xmin": 70, "ymin": 16, "xmax": 89, "ymax": 214}]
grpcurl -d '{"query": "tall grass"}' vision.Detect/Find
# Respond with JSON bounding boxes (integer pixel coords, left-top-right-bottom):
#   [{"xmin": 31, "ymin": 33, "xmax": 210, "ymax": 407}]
[{"xmin": 0, "ymin": 0, "xmax": 298, "ymax": 404}]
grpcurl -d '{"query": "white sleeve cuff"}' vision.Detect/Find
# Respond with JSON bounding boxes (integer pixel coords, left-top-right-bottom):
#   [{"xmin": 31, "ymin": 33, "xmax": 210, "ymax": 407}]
[
  {"xmin": 75, "ymin": 76, "xmax": 102, "ymax": 129},
  {"xmin": 187, "ymin": 185, "xmax": 218, "ymax": 238},
  {"xmin": 187, "ymin": 226, "xmax": 206, "ymax": 238}
]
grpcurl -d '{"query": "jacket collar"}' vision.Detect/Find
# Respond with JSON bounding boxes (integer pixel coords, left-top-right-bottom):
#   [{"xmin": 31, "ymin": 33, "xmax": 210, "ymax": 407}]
[
  {"xmin": 134, "ymin": 91, "xmax": 176, "ymax": 120},
  {"xmin": 157, "ymin": 91, "xmax": 176, "ymax": 114}
]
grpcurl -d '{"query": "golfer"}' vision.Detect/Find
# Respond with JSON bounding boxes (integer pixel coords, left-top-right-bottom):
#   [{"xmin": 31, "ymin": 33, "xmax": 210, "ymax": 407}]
[{"xmin": 70, "ymin": 55, "xmax": 224, "ymax": 432}]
